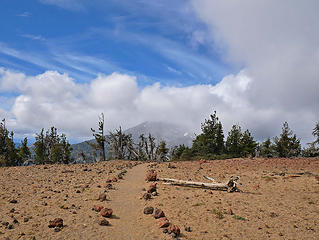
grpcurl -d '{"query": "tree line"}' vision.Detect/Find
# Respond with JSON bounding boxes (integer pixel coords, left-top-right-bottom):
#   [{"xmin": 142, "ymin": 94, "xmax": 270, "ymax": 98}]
[
  {"xmin": 0, "ymin": 119, "xmax": 72, "ymax": 167},
  {"xmin": 0, "ymin": 111, "xmax": 318, "ymax": 166},
  {"xmin": 83, "ymin": 113, "xmax": 169, "ymax": 162},
  {"xmin": 171, "ymin": 111, "xmax": 319, "ymax": 160}
]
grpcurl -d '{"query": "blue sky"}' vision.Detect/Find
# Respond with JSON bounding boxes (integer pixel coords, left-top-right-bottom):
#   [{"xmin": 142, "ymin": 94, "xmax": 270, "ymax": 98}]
[
  {"xmin": 0, "ymin": 0, "xmax": 318, "ymax": 145},
  {"xmin": 0, "ymin": 0, "xmax": 231, "ymax": 87}
]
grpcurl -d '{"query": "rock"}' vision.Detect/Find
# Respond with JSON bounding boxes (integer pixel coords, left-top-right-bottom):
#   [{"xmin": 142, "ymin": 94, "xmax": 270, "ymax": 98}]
[
  {"xmin": 154, "ymin": 208, "xmax": 165, "ymax": 219},
  {"xmin": 13, "ymin": 218, "xmax": 19, "ymax": 224},
  {"xmin": 98, "ymin": 219, "xmax": 109, "ymax": 226},
  {"xmin": 163, "ymin": 228, "xmax": 168, "ymax": 234},
  {"xmin": 146, "ymin": 170, "xmax": 157, "ymax": 181},
  {"xmin": 76, "ymin": 190, "xmax": 81, "ymax": 193},
  {"xmin": 7, "ymin": 224, "xmax": 14, "ymax": 229},
  {"xmin": 10, "ymin": 208, "xmax": 15, "ymax": 213},
  {"xmin": 147, "ymin": 183, "xmax": 157, "ymax": 193},
  {"xmin": 98, "ymin": 193, "xmax": 107, "ymax": 202},
  {"xmin": 168, "ymin": 163, "xmax": 176, "ymax": 169},
  {"xmin": 142, "ymin": 193, "xmax": 152, "ymax": 200},
  {"xmin": 93, "ymin": 205, "xmax": 104, "ymax": 212},
  {"xmin": 112, "ymin": 177, "xmax": 118, "ymax": 182},
  {"xmin": 170, "ymin": 232, "xmax": 177, "ymax": 238},
  {"xmin": 105, "ymin": 183, "xmax": 113, "ymax": 189},
  {"xmin": 168, "ymin": 225, "xmax": 180, "ymax": 236},
  {"xmin": 152, "ymin": 191, "xmax": 158, "ymax": 196},
  {"xmin": 9, "ymin": 199, "xmax": 17, "ymax": 204},
  {"xmin": 54, "ymin": 227, "xmax": 61, "ymax": 232},
  {"xmin": 100, "ymin": 208, "xmax": 113, "ymax": 218},
  {"xmin": 23, "ymin": 217, "xmax": 29, "ymax": 223},
  {"xmin": 143, "ymin": 206, "xmax": 154, "ymax": 214},
  {"xmin": 185, "ymin": 226, "xmax": 191, "ymax": 232},
  {"xmin": 158, "ymin": 217, "xmax": 170, "ymax": 228},
  {"xmin": 48, "ymin": 218, "xmax": 63, "ymax": 228}
]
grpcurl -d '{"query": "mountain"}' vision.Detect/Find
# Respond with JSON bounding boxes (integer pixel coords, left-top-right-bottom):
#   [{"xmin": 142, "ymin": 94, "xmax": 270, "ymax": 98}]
[
  {"xmin": 124, "ymin": 121, "xmax": 193, "ymax": 148},
  {"xmin": 71, "ymin": 121, "xmax": 194, "ymax": 161}
]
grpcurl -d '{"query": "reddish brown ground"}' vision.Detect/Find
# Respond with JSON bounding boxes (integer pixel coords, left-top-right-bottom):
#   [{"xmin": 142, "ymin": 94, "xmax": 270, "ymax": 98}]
[{"xmin": 0, "ymin": 157, "xmax": 318, "ymax": 240}]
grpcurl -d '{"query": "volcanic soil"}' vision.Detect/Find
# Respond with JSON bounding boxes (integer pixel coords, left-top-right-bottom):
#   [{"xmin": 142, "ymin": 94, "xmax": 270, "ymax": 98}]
[{"xmin": 0, "ymin": 157, "xmax": 319, "ymax": 240}]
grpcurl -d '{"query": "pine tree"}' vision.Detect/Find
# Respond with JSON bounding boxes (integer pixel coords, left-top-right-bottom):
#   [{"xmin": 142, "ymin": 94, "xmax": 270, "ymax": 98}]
[
  {"xmin": 156, "ymin": 141, "xmax": 169, "ymax": 162},
  {"xmin": 108, "ymin": 127, "xmax": 137, "ymax": 160},
  {"xmin": 192, "ymin": 111, "xmax": 225, "ymax": 158},
  {"xmin": 34, "ymin": 127, "xmax": 72, "ymax": 164},
  {"xmin": 313, "ymin": 122, "xmax": 319, "ymax": 146},
  {"xmin": 34, "ymin": 128, "xmax": 46, "ymax": 164},
  {"xmin": 226, "ymin": 125, "xmax": 242, "ymax": 157},
  {"xmin": 18, "ymin": 137, "xmax": 31, "ymax": 164},
  {"xmin": 91, "ymin": 113, "xmax": 107, "ymax": 161},
  {"xmin": 240, "ymin": 129, "xmax": 257, "ymax": 157},
  {"xmin": 259, "ymin": 138, "xmax": 275, "ymax": 157},
  {"xmin": 274, "ymin": 122, "xmax": 301, "ymax": 157},
  {"xmin": 171, "ymin": 144, "xmax": 188, "ymax": 160},
  {"xmin": 0, "ymin": 119, "xmax": 18, "ymax": 166}
]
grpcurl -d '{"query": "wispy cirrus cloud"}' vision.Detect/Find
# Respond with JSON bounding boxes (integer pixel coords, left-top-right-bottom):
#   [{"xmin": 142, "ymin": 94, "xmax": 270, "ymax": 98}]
[
  {"xmin": 16, "ymin": 12, "xmax": 31, "ymax": 17},
  {"xmin": 21, "ymin": 34, "xmax": 46, "ymax": 41},
  {"xmin": 38, "ymin": 0, "xmax": 84, "ymax": 11}
]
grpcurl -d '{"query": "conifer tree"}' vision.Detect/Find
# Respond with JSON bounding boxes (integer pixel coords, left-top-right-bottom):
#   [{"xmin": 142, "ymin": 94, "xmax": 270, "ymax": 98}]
[
  {"xmin": 192, "ymin": 111, "xmax": 225, "ymax": 157},
  {"xmin": 259, "ymin": 138, "xmax": 275, "ymax": 157},
  {"xmin": 226, "ymin": 125, "xmax": 242, "ymax": 157},
  {"xmin": 0, "ymin": 119, "xmax": 18, "ymax": 166},
  {"xmin": 18, "ymin": 137, "xmax": 31, "ymax": 163},
  {"xmin": 273, "ymin": 122, "xmax": 301, "ymax": 157},
  {"xmin": 240, "ymin": 129, "xmax": 257, "ymax": 157},
  {"xmin": 91, "ymin": 113, "xmax": 106, "ymax": 161},
  {"xmin": 156, "ymin": 141, "xmax": 169, "ymax": 161}
]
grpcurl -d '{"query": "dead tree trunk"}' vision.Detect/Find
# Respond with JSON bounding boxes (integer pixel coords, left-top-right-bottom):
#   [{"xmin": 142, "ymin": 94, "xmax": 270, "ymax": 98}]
[{"xmin": 158, "ymin": 176, "xmax": 240, "ymax": 192}]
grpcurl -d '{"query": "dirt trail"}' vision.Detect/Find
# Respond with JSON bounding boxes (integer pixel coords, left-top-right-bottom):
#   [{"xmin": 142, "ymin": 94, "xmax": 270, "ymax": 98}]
[{"xmin": 106, "ymin": 163, "xmax": 159, "ymax": 240}]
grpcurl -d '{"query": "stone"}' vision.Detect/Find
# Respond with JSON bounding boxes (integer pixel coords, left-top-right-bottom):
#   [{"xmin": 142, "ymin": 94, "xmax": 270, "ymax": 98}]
[
  {"xmin": 168, "ymin": 225, "xmax": 180, "ymax": 236},
  {"xmin": 158, "ymin": 217, "xmax": 170, "ymax": 228},
  {"xmin": 142, "ymin": 193, "xmax": 152, "ymax": 200},
  {"xmin": 184, "ymin": 226, "xmax": 191, "ymax": 232},
  {"xmin": 98, "ymin": 193, "xmax": 107, "ymax": 202},
  {"xmin": 143, "ymin": 206, "xmax": 154, "ymax": 214},
  {"xmin": 163, "ymin": 228, "xmax": 168, "ymax": 234},
  {"xmin": 147, "ymin": 183, "xmax": 157, "ymax": 193},
  {"xmin": 100, "ymin": 208, "xmax": 113, "ymax": 218},
  {"xmin": 93, "ymin": 205, "xmax": 104, "ymax": 212},
  {"xmin": 23, "ymin": 217, "xmax": 29, "ymax": 223},
  {"xmin": 154, "ymin": 208, "xmax": 165, "ymax": 219},
  {"xmin": 48, "ymin": 218, "xmax": 63, "ymax": 228},
  {"xmin": 146, "ymin": 170, "xmax": 157, "ymax": 181},
  {"xmin": 98, "ymin": 219, "xmax": 109, "ymax": 226},
  {"xmin": 152, "ymin": 191, "xmax": 158, "ymax": 196},
  {"xmin": 9, "ymin": 199, "xmax": 17, "ymax": 204}
]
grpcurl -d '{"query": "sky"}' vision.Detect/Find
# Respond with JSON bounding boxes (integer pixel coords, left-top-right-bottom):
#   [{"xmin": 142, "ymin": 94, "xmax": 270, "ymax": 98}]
[{"xmin": 0, "ymin": 0, "xmax": 318, "ymax": 145}]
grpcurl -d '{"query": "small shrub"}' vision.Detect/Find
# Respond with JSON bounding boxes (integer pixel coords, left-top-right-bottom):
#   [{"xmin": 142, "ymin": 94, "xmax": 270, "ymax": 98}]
[
  {"xmin": 192, "ymin": 202, "xmax": 205, "ymax": 207},
  {"xmin": 233, "ymin": 215, "xmax": 246, "ymax": 221}
]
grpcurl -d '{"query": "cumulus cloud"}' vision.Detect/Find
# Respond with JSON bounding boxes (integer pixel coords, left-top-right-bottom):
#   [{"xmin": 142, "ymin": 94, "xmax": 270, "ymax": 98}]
[
  {"xmin": 0, "ymin": 65, "xmax": 317, "ymax": 144},
  {"xmin": 0, "ymin": 68, "xmax": 259, "ymax": 142},
  {"xmin": 191, "ymin": 0, "xmax": 319, "ymax": 144}
]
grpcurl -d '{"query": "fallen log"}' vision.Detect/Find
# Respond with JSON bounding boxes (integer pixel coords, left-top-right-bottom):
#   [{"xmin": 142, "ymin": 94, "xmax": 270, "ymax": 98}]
[{"xmin": 158, "ymin": 176, "xmax": 241, "ymax": 193}]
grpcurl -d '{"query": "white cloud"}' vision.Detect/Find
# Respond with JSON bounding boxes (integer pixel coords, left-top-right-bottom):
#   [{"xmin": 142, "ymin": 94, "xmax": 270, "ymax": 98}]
[
  {"xmin": 38, "ymin": 0, "xmax": 84, "ymax": 11},
  {"xmin": 191, "ymin": 0, "xmax": 319, "ymax": 144},
  {"xmin": 1, "ymin": 67, "xmax": 314, "ymax": 145}
]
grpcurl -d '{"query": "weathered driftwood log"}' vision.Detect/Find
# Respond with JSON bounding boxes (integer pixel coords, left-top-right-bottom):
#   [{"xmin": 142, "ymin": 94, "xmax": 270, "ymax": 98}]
[{"xmin": 158, "ymin": 176, "xmax": 240, "ymax": 193}]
